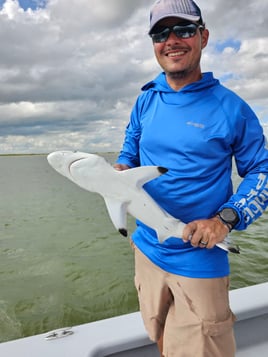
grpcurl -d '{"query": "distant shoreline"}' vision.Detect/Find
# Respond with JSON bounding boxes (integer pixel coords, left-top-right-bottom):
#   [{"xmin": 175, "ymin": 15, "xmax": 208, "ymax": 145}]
[
  {"xmin": 0, "ymin": 153, "xmax": 48, "ymax": 157},
  {"xmin": 0, "ymin": 152, "xmax": 117, "ymax": 157}
]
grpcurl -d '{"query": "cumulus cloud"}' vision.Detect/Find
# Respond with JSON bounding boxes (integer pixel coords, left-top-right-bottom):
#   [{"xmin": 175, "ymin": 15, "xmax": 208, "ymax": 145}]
[{"xmin": 0, "ymin": 0, "xmax": 267, "ymax": 154}]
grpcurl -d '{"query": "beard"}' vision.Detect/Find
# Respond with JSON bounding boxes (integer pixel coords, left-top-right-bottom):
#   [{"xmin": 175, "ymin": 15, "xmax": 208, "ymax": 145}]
[
  {"xmin": 165, "ymin": 58, "xmax": 202, "ymax": 87},
  {"xmin": 167, "ymin": 69, "xmax": 191, "ymax": 80}
]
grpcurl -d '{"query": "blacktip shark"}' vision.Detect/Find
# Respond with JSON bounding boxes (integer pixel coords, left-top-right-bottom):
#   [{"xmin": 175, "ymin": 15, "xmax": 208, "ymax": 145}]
[{"xmin": 47, "ymin": 151, "xmax": 239, "ymax": 253}]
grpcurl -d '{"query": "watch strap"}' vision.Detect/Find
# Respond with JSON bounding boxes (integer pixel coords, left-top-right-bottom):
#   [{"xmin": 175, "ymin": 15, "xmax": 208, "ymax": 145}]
[{"xmin": 215, "ymin": 214, "xmax": 232, "ymax": 232}]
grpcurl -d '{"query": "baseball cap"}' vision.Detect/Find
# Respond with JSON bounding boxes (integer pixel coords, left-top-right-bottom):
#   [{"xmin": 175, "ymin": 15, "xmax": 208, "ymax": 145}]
[{"xmin": 149, "ymin": 0, "xmax": 203, "ymax": 34}]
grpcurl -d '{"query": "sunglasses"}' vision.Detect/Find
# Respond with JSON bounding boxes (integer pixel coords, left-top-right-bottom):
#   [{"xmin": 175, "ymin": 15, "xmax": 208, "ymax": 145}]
[{"xmin": 150, "ymin": 23, "xmax": 204, "ymax": 43}]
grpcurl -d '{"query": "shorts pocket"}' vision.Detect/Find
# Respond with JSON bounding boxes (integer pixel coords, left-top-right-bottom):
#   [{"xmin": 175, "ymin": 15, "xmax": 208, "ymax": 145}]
[{"xmin": 202, "ymin": 311, "xmax": 236, "ymax": 337}]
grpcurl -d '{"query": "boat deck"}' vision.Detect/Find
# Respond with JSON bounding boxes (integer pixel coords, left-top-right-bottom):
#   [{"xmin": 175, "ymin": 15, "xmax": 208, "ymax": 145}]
[{"xmin": 0, "ymin": 282, "xmax": 267, "ymax": 356}]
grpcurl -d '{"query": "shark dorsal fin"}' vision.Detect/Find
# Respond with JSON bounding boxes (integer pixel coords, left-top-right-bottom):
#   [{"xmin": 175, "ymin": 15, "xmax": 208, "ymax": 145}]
[{"xmin": 119, "ymin": 166, "xmax": 168, "ymax": 188}]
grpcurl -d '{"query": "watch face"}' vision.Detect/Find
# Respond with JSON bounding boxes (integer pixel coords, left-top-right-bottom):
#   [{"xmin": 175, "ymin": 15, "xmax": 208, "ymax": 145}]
[{"xmin": 220, "ymin": 208, "xmax": 238, "ymax": 224}]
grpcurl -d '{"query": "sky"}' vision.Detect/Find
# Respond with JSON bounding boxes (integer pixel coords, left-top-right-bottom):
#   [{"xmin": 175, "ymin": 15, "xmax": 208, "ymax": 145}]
[{"xmin": 0, "ymin": 0, "xmax": 267, "ymax": 154}]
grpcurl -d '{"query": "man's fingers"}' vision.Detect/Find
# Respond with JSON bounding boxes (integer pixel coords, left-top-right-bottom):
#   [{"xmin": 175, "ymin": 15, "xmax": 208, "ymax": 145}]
[{"xmin": 182, "ymin": 222, "xmax": 197, "ymax": 243}]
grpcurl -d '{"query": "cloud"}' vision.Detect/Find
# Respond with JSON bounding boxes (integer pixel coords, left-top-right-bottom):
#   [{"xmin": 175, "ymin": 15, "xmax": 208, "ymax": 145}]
[{"xmin": 0, "ymin": 0, "xmax": 267, "ymax": 154}]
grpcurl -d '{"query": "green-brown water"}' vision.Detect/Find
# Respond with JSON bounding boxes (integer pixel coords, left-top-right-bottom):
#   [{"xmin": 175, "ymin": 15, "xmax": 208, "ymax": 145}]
[{"xmin": 0, "ymin": 154, "xmax": 267, "ymax": 342}]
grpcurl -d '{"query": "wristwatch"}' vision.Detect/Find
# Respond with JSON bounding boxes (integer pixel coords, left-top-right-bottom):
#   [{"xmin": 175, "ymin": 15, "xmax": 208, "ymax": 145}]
[{"xmin": 216, "ymin": 208, "xmax": 239, "ymax": 232}]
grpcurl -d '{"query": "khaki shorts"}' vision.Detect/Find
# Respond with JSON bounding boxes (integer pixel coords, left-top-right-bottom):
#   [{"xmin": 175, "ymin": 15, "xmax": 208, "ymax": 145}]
[{"xmin": 133, "ymin": 244, "xmax": 236, "ymax": 357}]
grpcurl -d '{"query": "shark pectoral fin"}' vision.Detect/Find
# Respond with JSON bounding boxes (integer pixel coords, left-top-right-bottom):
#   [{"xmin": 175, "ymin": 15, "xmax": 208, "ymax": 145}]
[
  {"xmin": 104, "ymin": 197, "xmax": 129, "ymax": 237},
  {"xmin": 120, "ymin": 166, "xmax": 168, "ymax": 188}
]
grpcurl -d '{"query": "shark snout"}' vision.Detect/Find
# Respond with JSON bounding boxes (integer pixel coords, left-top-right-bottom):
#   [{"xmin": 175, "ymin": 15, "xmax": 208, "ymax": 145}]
[{"xmin": 47, "ymin": 151, "xmax": 92, "ymax": 177}]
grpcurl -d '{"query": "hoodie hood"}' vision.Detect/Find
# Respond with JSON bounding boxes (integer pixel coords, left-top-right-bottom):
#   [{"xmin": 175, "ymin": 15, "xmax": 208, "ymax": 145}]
[{"xmin": 142, "ymin": 72, "xmax": 219, "ymax": 93}]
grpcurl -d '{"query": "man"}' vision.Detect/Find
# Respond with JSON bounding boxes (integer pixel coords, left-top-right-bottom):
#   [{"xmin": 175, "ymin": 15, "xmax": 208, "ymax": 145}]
[{"xmin": 114, "ymin": 0, "xmax": 268, "ymax": 356}]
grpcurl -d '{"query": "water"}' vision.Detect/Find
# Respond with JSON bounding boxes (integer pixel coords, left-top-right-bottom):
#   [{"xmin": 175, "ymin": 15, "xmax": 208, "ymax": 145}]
[{"xmin": 0, "ymin": 154, "xmax": 267, "ymax": 343}]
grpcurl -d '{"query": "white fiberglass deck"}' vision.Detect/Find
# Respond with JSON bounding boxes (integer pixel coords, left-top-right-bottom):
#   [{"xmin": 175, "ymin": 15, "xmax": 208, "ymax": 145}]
[{"xmin": 0, "ymin": 282, "xmax": 267, "ymax": 357}]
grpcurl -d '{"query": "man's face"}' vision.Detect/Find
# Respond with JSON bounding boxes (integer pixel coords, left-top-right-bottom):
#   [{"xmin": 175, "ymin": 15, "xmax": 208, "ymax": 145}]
[{"xmin": 152, "ymin": 17, "xmax": 209, "ymax": 83}]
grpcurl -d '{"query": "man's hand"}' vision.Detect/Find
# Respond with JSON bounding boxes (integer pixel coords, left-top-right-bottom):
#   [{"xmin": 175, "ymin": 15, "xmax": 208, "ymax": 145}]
[
  {"xmin": 182, "ymin": 217, "xmax": 229, "ymax": 249},
  {"xmin": 113, "ymin": 163, "xmax": 131, "ymax": 171}
]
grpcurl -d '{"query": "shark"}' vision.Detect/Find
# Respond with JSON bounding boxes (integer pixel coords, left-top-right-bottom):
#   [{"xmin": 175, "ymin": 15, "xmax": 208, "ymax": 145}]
[{"xmin": 47, "ymin": 151, "xmax": 239, "ymax": 253}]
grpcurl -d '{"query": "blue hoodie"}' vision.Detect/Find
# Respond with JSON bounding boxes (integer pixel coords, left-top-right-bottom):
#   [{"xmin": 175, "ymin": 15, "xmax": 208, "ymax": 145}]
[{"xmin": 117, "ymin": 72, "xmax": 268, "ymax": 278}]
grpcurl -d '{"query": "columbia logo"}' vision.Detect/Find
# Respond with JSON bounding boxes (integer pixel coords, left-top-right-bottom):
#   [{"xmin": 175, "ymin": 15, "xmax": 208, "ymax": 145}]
[{"xmin": 186, "ymin": 121, "xmax": 205, "ymax": 129}]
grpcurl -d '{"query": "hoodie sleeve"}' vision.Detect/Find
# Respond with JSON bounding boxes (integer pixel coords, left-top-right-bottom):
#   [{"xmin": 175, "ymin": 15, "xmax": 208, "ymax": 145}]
[
  {"xmin": 116, "ymin": 95, "xmax": 143, "ymax": 168},
  {"xmin": 218, "ymin": 101, "xmax": 268, "ymax": 230},
  {"xmin": 116, "ymin": 76, "xmax": 162, "ymax": 168}
]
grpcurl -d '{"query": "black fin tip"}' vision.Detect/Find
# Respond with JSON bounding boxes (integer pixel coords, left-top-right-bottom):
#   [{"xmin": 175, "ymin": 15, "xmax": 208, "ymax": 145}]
[
  {"xmin": 119, "ymin": 228, "xmax": 128, "ymax": 237},
  {"xmin": 158, "ymin": 167, "xmax": 168, "ymax": 174}
]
